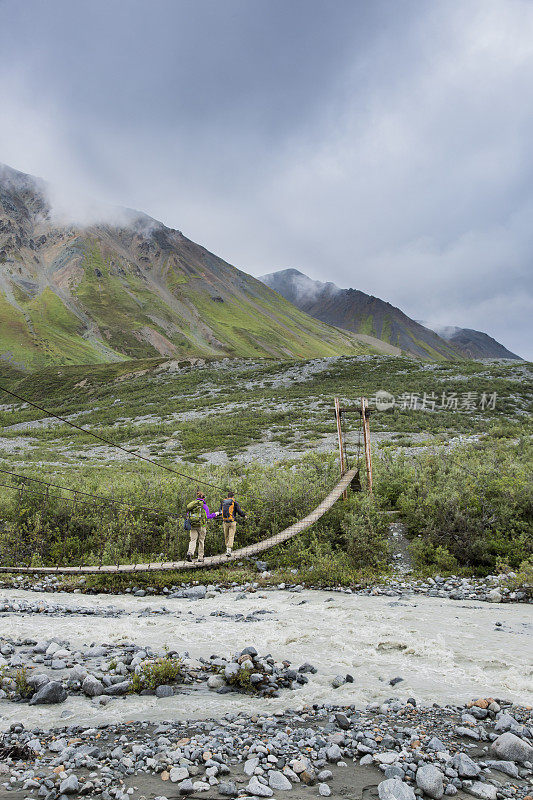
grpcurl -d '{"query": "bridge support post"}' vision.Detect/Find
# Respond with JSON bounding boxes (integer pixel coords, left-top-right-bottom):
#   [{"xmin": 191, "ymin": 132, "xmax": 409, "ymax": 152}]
[{"xmin": 361, "ymin": 397, "xmax": 373, "ymax": 494}]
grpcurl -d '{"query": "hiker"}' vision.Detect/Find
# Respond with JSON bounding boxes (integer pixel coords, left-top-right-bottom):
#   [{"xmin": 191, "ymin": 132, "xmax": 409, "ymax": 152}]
[
  {"xmin": 219, "ymin": 490, "xmax": 246, "ymax": 556},
  {"xmin": 186, "ymin": 491, "xmax": 219, "ymax": 563}
]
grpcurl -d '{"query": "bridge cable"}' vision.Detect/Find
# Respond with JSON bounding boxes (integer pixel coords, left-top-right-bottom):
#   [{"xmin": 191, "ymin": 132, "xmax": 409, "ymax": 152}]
[{"xmin": 0, "ymin": 383, "xmax": 224, "ymax": 491}]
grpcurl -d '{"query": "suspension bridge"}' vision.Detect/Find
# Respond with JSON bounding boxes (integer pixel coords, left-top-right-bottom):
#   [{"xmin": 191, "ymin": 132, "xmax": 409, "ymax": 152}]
[{"xmin": 0, "ymin": 383, "xmax": 367, "ymax": 575}]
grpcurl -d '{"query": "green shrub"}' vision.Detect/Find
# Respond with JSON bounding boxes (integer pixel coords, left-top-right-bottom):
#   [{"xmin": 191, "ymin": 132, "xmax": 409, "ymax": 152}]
[
  {"xmin": 130, "ymin": 655, "xmax": 183, "ymax": 693},
  {"xmin": 14, "ymin": 666, "xmax": 33, "ymax": 699}
]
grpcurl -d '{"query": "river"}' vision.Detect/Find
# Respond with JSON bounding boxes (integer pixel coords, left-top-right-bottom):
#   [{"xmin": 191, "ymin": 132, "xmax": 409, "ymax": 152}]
[{"xmin": 0, "ymin": 588, "xmax": 531, "ymax": 730}]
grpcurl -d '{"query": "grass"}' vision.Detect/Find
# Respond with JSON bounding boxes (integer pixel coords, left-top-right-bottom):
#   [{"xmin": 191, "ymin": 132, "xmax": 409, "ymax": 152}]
[{"xmin": 130, "ymin": 655, "xmax": 183, "ymax": 692}]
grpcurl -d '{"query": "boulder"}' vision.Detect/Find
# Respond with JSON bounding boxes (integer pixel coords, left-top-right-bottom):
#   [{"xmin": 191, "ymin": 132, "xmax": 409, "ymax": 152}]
[
  {"xmin": 491, "ymin": 732, "xmax": 533, "ymax": 763},
  {"xmin": 247, "ymin": 776, "xmax": 273, "ymax": 797},
  {"xmin": 29, "ymin": 681, "xmax": 67, "ymax": 705},
  {"xmin": 465, "ymin": 782, "xmax": 497, "ymax": 800},
  {"xmin": 59, "ymin": 775, "xmax": 79, "ymax": 794},
  {"xmin": 170, "ymin": 767, "xmax": 190, "ymax": 783},
  {"xmin": 82, "ymin": 675, "xmax": 104, "ymax": 697},
  {"xmin": 378, "ymin": 778, "xmax": 416, "ymax": 800},
  {"xmin": 268, "ymin": 771, "xmax": 292, "ymax": 791},
  {"xmin": 155, "ymin": 685, "xmax": 174, "ymax": 698},
  {"xmin": 416, "ymin": 765, "xmax": 444, "ymax": 799},
  {"xmin": 450, "ymin": 753, "xmax": 480, "ymax": 778}
]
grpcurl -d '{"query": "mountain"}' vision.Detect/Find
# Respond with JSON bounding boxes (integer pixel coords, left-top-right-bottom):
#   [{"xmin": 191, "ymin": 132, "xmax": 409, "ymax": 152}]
[
  {"xmin": 424, "ymin": 324, "xmax": 522, "ymax": 360},
  {"xmin": 0, "ymin": 164, "xmax": 385, "ymax": 372},
  {"xmin": 260, "ymin": 269, "xmax": 462, "ymax": 360}
]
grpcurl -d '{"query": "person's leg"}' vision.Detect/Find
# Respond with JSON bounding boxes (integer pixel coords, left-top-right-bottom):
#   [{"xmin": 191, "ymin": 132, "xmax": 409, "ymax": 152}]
[
  {"xmin": 223, "ymin": 521, "xmax": 229, "ymax": 547},
  {"xmin": 197, "ymin": 526, "xmax": 207, "ymax": 560},
  {"xmin": 187, "ymin": 528, "xmax": 198, "ymax": 558},
  {"xmin": 226, "ymin": 521, "xmax": 236, "ymax": 554}
]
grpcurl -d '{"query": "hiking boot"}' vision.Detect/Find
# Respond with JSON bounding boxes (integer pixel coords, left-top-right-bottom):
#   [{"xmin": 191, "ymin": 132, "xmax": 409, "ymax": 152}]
[
  {"xmin": 225, "ymin": 548, "xmax": 232, "ymax": 557},
  {"xmin": 197, "ymin": 557, "xmax": 204, "ymax": 563},
  {"xmin": 186, "ymin": 553, "xmax": 193, "ymax": 562}
]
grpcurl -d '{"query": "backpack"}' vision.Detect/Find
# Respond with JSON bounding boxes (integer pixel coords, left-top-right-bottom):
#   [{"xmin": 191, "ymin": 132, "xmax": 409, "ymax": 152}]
[
  {"xmin": 221, "ymin": 498, "xmax": 235, "ymax": 522},
  {"xmin": 187, "ymin": 498, "xmax": 204, "ymax": 526}
]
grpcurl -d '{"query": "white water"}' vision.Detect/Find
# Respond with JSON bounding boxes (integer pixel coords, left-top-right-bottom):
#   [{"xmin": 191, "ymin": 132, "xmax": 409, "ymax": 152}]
[{"xmin": 0, "ymin": 588, "xmax": 531, "ymax": 730}]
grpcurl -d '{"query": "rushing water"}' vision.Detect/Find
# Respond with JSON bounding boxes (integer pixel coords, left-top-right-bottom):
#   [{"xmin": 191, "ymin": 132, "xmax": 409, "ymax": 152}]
[{"xmin": 0, "ymin": 588, "xmax": 531, "ymax": 730}]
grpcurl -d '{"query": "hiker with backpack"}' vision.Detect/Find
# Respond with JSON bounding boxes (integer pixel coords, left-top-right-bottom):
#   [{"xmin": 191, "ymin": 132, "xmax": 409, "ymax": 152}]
[
  {"xmin": 185, "ymin": 491, "xmax": 220, "ymax": 563},
  {"xmin": 219, "ymin": 490, "xmax": 246, "ymax": 557}
]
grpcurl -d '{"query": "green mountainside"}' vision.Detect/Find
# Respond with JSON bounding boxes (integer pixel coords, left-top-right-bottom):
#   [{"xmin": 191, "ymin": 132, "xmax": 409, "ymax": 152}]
[
  {"xmin": 260, "ymin": 269, "xmax": 463, "ymax": 360},
  {"xmin": 0, "ymin": 164, "xmax": 382, "ymax": 372}
]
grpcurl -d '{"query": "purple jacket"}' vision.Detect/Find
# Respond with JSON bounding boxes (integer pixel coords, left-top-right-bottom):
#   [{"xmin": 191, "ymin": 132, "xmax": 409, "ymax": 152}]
[{"xmin": 202, "ymin": 500, "xmax": 218, "ymax": 520}]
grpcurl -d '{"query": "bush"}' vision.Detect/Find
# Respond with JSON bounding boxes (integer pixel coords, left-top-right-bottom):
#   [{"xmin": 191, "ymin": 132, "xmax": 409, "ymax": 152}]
[
  {"xmin": 130, "ymin": 655, "xmax": 182, "ymax": 692},
  {"xmin": 377, "ymin": 438, "xmax": 532, "ymax": 572}
]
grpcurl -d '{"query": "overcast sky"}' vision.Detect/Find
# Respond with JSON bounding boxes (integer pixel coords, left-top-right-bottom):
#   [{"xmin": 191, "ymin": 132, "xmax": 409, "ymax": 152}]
[{"xmin": 1, "ymin": 0, "xmax": 532, "ymax": 358}]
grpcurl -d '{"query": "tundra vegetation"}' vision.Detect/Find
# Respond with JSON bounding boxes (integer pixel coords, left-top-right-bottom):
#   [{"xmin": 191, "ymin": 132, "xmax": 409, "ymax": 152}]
[{"xmin": 0, "ymin": 355, "xmax": 531, "ymax": 587}]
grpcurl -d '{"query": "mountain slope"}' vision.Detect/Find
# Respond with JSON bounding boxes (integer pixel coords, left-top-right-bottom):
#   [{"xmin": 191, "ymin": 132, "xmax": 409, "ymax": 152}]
[
  {"xmin": 260, "ymin": 269, "xmax": 462, "ymax": 360},
  {"xmin": 0, "ymin": 164, "xmax": 378, "ymax": 371},
  {"xmin": 424, "ymin": 325, "xmax": 522, "ymax": 360}
]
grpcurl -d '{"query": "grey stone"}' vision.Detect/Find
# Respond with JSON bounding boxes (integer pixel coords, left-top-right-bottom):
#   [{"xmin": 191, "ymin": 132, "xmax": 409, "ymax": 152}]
[
  {"xmin": 450, "ymin": 754, "xmax": 480, "ymax": 778},
  {"xmin": 155, "ymin": 685, "xmax": 174, "ymax": 698},
  {"xmin": 416, "ymin": 765, "xmax": 444, "ymax": 799},
  {"xmin": 178, "ymin": 779, "xmax": 194, "ymax": 795},
  {"xmin": 485, "ymin": 760, "xmax": 518, "ymax": 778},
  {"xmin": 319, "ymin": 784, "xmax": 331, "ymax": 796},
  {"xmin": 326, "ymin": 744, "xmax": 342, "ymax": 763},
  {"xmin": 491, "ymin": 732, "xmax": 533, "ymax": 763},
  {"xmin": 331, "ymin": 675, "xmax": 345, "ymax": 688},
  {"xmin": 29, "ymin": 681, "xmax": 67, "ymax": 705},
  {"xmin": 378, "ymin": 778, "xmax": 416, "ymax": 800},
  {"xmin": 218, "ymin": 782, "xmax": 238, "ymax": 797},
  {"xmin": 464, "ymin": 782, "xmax": 497, "ymax": 800},
  {"xmin": 104, "ymin": 680, "xmax": 130, "ymax": 695},
  {"xmin": 494, "ymin": 714, "xmax": 518, "ymax": 732},
  {"xmin": 82, "ymin": 675, "xmax": 104, "ymax": 697},
  {"xmin": 207, "ymin": 675, "xmax": 225, "ymax": 690},
  {"xmin": 247, "ymin": 776, "xmax": 273, "ymax": 797},
  {"xmin": 59, "ymin": 775, "xmax": 79, "ymax": 794},
  {"xmin": 268, "ymin": 771, "xmax": 292, "ymax": 791},
  {"xmin": 427, "ymin": 737, "xmax": 447, "ymax": 752},
  {"xmin": 335, "ymin": 712, "xmax": 350, "ymax": 730},
  {"xmin": 170, "ymin": 767, "xmax": 189, "ymax": 783},
  {"xmin": 183, "ymin": 586, "xmax": 207, "ymax": 599}
]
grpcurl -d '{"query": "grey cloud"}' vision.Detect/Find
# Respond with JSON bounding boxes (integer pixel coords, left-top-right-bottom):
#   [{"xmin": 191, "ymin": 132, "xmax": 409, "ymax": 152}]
[{"xmin": 0, "ymin": 0, "xmax": 531, "ymax": 357}]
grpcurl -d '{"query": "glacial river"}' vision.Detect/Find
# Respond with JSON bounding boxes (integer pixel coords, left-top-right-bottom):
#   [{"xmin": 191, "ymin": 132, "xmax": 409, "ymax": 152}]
[{"xmin": 0, "ymin": 588, "xmax": 531, "ymax": 730}]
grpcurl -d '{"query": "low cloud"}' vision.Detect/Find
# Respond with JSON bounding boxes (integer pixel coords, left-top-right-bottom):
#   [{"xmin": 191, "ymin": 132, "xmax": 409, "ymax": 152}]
[{"xmin": 0, "ymin": 0, "xmax": 532, "ymax": 357}]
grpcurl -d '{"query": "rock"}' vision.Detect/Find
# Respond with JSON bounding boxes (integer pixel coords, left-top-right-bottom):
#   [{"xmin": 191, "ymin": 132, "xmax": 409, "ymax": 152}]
[
  {"xmin": 29, "ymin": 681, "xmax": 67, "ymax": 705},
  {"xmin": 487, "ymin": 590, "xmax": 502, "ymax": 603},
  {"xmin": 105, "ymin": 680, "xmax": 130, "ymax": 695},
  {"xmin": 450, "ymin": 753, "xmax": 480, "ymax": 778},
  {"xmin": 248, "ymin": 776, "xmax": 273, "ymax": 797},
  {"xmin": 416, "ymin": 765, "xmax": 444, "ymax": 799},
  {"xmin": 300, "ymin": 770, "xmax": 316, "ymax": 786},
  {"xmin": 385, "ymin": 767, "xmax": 404, "ymax": 780},
  {"xmin": 375, "ymin": 752, "xmax": 399, "ymax": 765},
  {"xmin": 155, "ymin": 685, "xmax": 174, "ymax": 698},
  {"xmin": 82, "ymin": 675, "xmax": 104, "ymax": 697},
  {"xmin": 427, "ymin": 737, "xmax": 447, "ymax": 752},
  {"xmin": 218, "ymin": 781, "xmax": 238, "ymax": 797},
  {"xmin": 268, "ymin": 771, "xmax": 292, "ymax": 791},
  {"xmin": 244, "ymin": 757, "xmax": 259, "ymax": 775},
  {"xmin": 486, "ymin": 760, "xmax": 519, "ymax": 778},
  {"xmin": 326, "ymin": 744, "xmax": 342, "ymax": 763},
  {"xmin": 183, "ymin": 586, "xmax": 207, "ymax": 599},
  {"xmin": 59, "ymin": 775, "xmax": 79, "ymax": 794},
  {"xmin": 378, "ymin": 778, "xmax": 416, "ymax": 800},
  {"xmin": 465, "ymin": 782, "xmax": 497, "ymax": 800},
  {"xmin": 335, "ymin": 712, "xmax": 350, "ymax": 730},
  {"xmin": 170, "ymin": 768, "xmax": 190, "ymax": 783},
  {"xmin": 178, "ymin": 779, "xmax": 194, "ymax": 795},
  {"xmin": 319, "ymin": 784, "xmax": 331, "ymax": 796},
  {"xmin": 331, "ymin": 675, "xmax": 345, "ymax": 688},
  {"xmin": 491, "ymin": 732, "xmax": 533, "ymax": 763},
  {"xmin": 494, "ymin": 713, "xmax": 518, "ymax": 732},
  {"xmin": 207, "ymin": 675, "xmax": 225, "ymax": 690}
]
